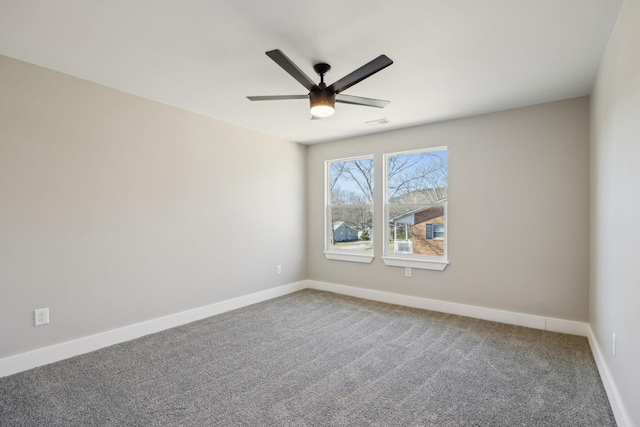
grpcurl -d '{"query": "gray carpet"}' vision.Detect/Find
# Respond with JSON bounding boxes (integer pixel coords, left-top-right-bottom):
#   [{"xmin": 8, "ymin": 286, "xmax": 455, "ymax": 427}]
[{"xmin": 0, "ymin": 289, "xmax": 615, "ymax": 426}]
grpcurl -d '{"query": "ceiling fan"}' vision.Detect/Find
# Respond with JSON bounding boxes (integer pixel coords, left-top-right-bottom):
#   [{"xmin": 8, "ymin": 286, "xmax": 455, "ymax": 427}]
[{"xmin": 247, "ymin": 49, "xmax": 393, "ymax": 119}]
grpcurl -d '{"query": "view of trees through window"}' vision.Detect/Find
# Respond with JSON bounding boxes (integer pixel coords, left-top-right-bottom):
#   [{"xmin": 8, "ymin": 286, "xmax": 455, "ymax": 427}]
[
  {"xmin": 386, "ymin": 148, "xmax": 448, "ymax": 257},
  {"xmin": 326, "ymin": 148, "xmax": 448, "ymax": 259},
  {"xmin": 328, "ymin": 157, "xmax": 374, "ymax": 251}
]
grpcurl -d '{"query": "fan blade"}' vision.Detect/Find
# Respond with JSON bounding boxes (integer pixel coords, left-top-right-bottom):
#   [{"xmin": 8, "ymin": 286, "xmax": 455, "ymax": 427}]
[
  {"xmin": 328, "ymin": 55, "xmax": 393, "ymax": 94},
  {"xmin": 310, "ymin": 115, "xmax": 322, "ymax": 120},
  {"xmin": 247, "ymin": 95, "xmax": 308, "ymax": 101},
  {"xmin": 336, "ymin": 94, "xmax": 390, "ymax": 108},
  {"xmin": 266, "ymin": 49, "xmax": 318, "ymax": 92}
]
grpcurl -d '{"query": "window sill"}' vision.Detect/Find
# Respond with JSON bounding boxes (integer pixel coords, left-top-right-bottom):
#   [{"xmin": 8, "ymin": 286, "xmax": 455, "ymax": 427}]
[
  {"xmin": 382, "ymin": 256, "xmax": 448, "ymax": 271},
  {"xmin": 324, "ymin": 251, "xmax": 374, "ymax": 264}
]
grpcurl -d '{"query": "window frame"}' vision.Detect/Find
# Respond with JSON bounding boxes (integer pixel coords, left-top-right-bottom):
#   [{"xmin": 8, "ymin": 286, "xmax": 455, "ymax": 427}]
[
  {"xmin": 382, "ymin": 147, "xmax": 449, "ymax": 271},
  {"xmin": 324, "ymin": 155, "xmax": 375, "ymax": 264}
]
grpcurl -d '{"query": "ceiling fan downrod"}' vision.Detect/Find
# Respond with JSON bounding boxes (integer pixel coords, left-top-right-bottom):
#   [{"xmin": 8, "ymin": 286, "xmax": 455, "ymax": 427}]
[{"xmin": 313, "ymin": 63, "xmax": 331, "ymax": 88}]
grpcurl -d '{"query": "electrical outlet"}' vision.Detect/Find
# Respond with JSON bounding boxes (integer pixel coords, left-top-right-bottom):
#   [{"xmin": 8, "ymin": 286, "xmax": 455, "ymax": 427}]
[
  {"xmin": 612, "ymin": 333, "xmax": 617, "ymax": 356},
  {"xmin": 276, "ymin": 265, "xmax": 282, "ymax": 275},
  {"xmin": 405, "ymin": 267, "xmax": 411, "ymax": 277},
  {"xmin": 34, "ymin": 308, "xmax": 49, "ymax": 326}
]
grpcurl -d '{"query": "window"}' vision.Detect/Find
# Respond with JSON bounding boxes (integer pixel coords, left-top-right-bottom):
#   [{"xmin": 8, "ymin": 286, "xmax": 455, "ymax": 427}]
[
  {"xmin": 325, "ymin": 156, "xmax": 374, "ymax": 263},
  {"xmin": 383, "ymin": 147, "xmax": 448, "ymax": 270},
  {"xmin": 433, "ymin": 224, "xmax": 445, "ymax": 239}
]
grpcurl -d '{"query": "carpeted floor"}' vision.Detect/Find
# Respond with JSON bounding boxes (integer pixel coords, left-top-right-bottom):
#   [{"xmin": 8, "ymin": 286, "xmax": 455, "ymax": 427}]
[{"xmin": 0, "ymin": 289, "xmax": 616, "ymax": 426}]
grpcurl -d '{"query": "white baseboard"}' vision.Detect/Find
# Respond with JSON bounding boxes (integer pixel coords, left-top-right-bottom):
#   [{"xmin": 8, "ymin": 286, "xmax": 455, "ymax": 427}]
[
  {"xmin": 4, "ymin": 279, "xmax": 625, "ymax": 425},
  {"xmin": 304, "ymin": 280, "xmax": 588, "ymax": 336},
  {"xmin": 587, "ymin": 325, "xmax": 632, "ymax": 427},
  {"xmin": 0, "ymin": 281, "xmax": 306, "ymax": 378},
  {"xmin": 0, "ymin": 279, "xmax": 590, "ymax": 379}
]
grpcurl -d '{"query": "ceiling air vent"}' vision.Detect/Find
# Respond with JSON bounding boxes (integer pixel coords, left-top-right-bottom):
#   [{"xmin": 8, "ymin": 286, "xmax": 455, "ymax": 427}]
[{"xmin": 365, "ymin": 118, "xmax": 389, "ymax": 126}]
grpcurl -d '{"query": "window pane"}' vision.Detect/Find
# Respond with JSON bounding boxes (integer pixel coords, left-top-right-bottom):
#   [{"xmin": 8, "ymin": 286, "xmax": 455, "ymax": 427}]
[
  {"xmin": 330, "ymin": 158, "xmax": 374, "ymax": 205},
  {"xmin": 387, "ymin": 150, "xmax": 447, "ymax": 203},
  {"xmin": 385, "ymin": 147, "xmax": 448, "ymax": 261},
  {"xmin": 433, "ymin": 224, "xmax": 445, "ymax": 239},
  {"xmin": 388, "ymin": 205, "xmax": 445, "ymax": 256},
  {"xmin": 330, "ymin": 207, "xmax": 373, "ymax": 251}
]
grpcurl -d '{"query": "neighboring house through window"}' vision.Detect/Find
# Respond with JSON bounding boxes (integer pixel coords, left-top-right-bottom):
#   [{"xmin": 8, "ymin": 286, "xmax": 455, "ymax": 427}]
[{"xmin": 383, "ymin": 147, "xmax": 448, "ymax": 270}]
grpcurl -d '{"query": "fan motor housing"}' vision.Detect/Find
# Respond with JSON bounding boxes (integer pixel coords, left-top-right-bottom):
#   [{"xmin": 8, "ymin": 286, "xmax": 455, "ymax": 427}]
[
  {"xmin": 310, "ymin": 88, "xmax": 336, "ymax": 117},
  {"xmin": 310, "ymin": 88, "xmax": 335, "ymax": 104}
]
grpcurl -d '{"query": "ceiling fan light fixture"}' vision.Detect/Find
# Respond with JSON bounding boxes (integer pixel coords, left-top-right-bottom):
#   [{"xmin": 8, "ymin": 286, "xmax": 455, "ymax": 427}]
[
  {"xmin": 247, "ymin": 50, "xmax": 393, "ymax": 119},
  {"xmin": 309, "ymin": 90, "xmax": 335, "ymax": 118}
]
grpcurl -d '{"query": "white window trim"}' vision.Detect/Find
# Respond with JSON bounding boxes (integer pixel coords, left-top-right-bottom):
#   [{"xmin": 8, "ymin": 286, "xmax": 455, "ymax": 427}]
[
  {"xmin": 324, "ymin": 155, "xmax": 375, "ymax": 263},
  {"xmin": 381, "ymin": 256, "xmax": 448, "ymax": 271},
  {"xmin": 324, "ymin": 251, "xmax": 375, "ymax": 263},
  {"xmin": 382, "ymin": 147, "xmax": 449, "ymax": 271}
]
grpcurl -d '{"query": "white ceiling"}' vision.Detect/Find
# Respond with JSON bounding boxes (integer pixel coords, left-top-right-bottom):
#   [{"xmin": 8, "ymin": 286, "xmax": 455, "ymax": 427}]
[{"xmin": 0, "ymin": 0, "xmax": 623, "ymax": 144}]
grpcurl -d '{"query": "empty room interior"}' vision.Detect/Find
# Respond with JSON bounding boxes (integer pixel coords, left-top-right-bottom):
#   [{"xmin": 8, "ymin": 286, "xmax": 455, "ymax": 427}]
[{"xmin": 0, "ymin": 1, "xmax": 638, "ymax": 426}]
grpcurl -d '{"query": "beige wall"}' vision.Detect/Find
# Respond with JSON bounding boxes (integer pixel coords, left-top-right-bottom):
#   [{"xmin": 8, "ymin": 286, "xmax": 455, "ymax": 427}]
[
  {"xmin": 0, "ymin": 55, "xmax": 307, "ymax": 358},
  {"xmin": 590, "ymin": 0, "xmax": 640, "ymax": 423},
  {"xmin": 307, "ymin": 98, "xmax": 590, "ymax": 321}
]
